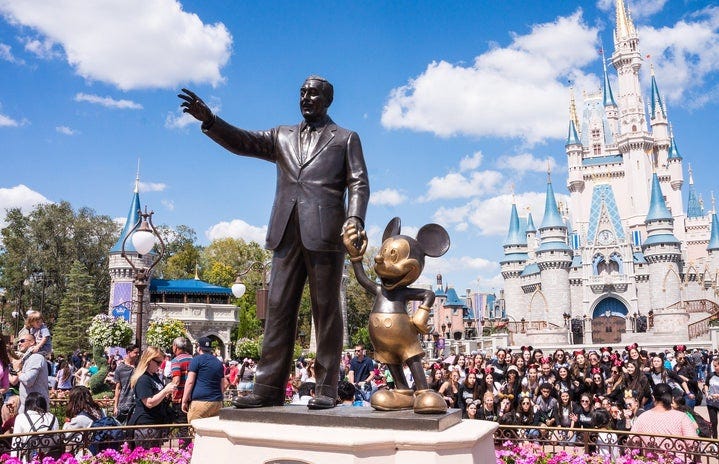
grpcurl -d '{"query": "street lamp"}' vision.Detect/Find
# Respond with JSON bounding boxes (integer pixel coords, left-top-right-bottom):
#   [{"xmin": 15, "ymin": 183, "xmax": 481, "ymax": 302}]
[
  {"xmin": 231, "ymin": 260, "xmax": 271, "ymax": 322},
  {"xmin": 120, "ymin": 206, "xmax": 165, "ymax": 348}
]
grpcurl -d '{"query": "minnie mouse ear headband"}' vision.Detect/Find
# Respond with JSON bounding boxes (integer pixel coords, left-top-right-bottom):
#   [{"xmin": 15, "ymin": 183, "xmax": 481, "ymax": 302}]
[
  {"xmin": 625, "ymin": 343, "xmax": 638, "ymax": 351},
  {"xmin": 432, "ymin": 363, "xmax": 442, "ymax": 370},
  {"xmin": 484, "ymin": 366, "xmax": 495, "ymax": 375},
  {"xmin": 540, "ymin": 357, "xmax": 552, "ymax": 365},
  {"xmin": 673, "ymin": 345, "xmax": 687, "ymax": 353},
  {"xmin": 600, "ymin": 346, "xmax": 612, "ymax": 355},
  {"xmin": 521, "ymin": 345, "xmax": 533, "ymax": 352},
  {"xmin": 573, "ymin": 349, "xmax": 585, "ymax": 356}
]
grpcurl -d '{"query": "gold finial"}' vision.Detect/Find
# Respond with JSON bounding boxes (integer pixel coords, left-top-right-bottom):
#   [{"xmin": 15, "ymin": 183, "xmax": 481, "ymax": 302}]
[
  {"xmin": 569, "ymin": 86, "xmax": 580, "ymax": 136},
  {"xmin": 547, "ymin": 160, "xmax": 552, "ymax": 182},
  {"xmin": 194, "ymin": 262, "xmax": 200, "ymax": 280}
]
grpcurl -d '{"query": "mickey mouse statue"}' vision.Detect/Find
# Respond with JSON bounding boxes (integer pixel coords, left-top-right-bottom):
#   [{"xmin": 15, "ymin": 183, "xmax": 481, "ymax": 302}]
[{"xmin": 343, "ymin": 217, "xmax": 450, "ymax": 414}]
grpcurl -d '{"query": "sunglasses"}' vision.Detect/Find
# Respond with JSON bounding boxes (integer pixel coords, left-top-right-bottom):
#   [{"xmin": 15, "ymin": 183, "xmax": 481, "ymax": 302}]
[
  {"xmin": 152, "ymin": 358, "xmax": 163, "ymax": 364},
  {"xmin": 581, "ymin": 399, "xmax": 591, "ymax": 403}
]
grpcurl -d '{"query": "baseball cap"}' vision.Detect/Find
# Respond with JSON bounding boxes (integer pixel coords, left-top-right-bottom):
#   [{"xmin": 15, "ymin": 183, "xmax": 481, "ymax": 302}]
[{"xmin": 197, "ymin": 337, "xmax": 212, "ymax": 352}]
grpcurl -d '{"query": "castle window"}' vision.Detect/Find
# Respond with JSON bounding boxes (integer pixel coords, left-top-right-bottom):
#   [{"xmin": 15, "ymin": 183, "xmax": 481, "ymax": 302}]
[
  {"xmin": 593, "ymin": 144, "xmax": 601, "ymax": 155},
  {"xmin": 591, "ymin": 128, "xmax": 600, "ymax": 139}
]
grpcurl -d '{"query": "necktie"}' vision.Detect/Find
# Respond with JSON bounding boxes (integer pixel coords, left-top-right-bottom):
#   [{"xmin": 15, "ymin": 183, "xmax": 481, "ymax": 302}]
[{"xmin": 300, "ymin": 124, "xmax": 315, "ymax": 164}]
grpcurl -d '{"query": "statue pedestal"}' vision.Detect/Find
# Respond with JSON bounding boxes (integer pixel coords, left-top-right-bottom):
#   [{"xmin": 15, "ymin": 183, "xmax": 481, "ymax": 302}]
[{"xmin": 191, "ymin": 406, "xmax": 497, "ymax": 463}]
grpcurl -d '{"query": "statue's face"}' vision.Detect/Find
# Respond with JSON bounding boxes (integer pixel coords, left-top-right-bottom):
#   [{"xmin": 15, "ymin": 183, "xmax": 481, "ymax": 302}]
[{"xmin": 300, "ymin": 79, "xmax": 329, "ymax": 122}]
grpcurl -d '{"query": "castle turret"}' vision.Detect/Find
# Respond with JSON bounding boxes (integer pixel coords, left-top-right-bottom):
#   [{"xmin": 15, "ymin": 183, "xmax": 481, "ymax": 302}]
[
  {"xmin": 641, "ymin": 173, "xmax": 683, "ymax": 333},
  {"xmin": 649, "ymin": 65, "xmax": 669, "ymax": 145},
  {"xmin": 566, "ymin": 87, "xmax": 584, "ymax": 195},
  {"xmin": 108, "ymin": 173, "xmax": 156, "ymax": 345},
  {"xmin": 501, "ymin": 202, "xmax": 528, "ymax": 321},
  {"xmin": 602, "ymin": 49, "xmax": 619, "ymax": 137},
  {"xmin": 686, "ymin": 165, "xmax": 703, "ymax": 218},
  {"xmin": 526, "ymin": 210, "xmax": 537, "ymax": 256},
  {"xmin": 536, "ymin": 174, "xmax": 572, "ymax": 325}
]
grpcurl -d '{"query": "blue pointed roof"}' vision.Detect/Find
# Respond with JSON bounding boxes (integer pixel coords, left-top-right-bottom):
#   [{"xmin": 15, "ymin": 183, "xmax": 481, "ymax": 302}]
[
  {"xmin": 708, "ymin": 213, "xmax": 719, "ymax": 251},
  {"xmin": 110, "ymin": 188, "xmax": 141, "ymax": 253},
  {"xmin": 650, "ymin": 72, "xmax": 666, "ymax": 120},
  {"xmin": 149, "ymin": 279, "xmax": 232, "ymax": 295},
  {"xmin": 602, "ymin": 58, "xmax": 617, "ymax": 107},
  {"xmin": 646, "ymin": 173, "xmax": 672, "ymax": 222},
  {"xmin": 566, "ymin": 120, "xmax": 580, "ymax": 146},
  {"xmin": 668, "ymin": 135, "xmax": 682, "ymax": 160},
  {"xmin": 504, "ymin": 203, "xmax": 526, "ymax": 246},
  {"xmin": 525, "ymin": 212, "xmax": 536, "ymax": 233},
  {"xmin": 540, "ymin": 178, "xmax": 565, "ymax": 229},
  {"xmin": 444, "ymin": 287, "xmax": 465, "ymax": 308}
]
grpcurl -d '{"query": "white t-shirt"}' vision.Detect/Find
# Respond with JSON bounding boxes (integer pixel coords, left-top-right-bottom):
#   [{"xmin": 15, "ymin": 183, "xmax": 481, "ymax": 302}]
[{"xmin": 11, "ymin": 410, "xmax": 59, "ymax": 457}]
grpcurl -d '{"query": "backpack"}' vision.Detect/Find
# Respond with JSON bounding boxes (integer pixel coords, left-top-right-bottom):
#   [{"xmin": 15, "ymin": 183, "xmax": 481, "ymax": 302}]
[
  {"xmin": 80, "ymin": 412, "xmax": 125, "ymax": 455},
  {"xmin": 686, "ymin": 411, "xmax": 713, "ymax": 438},
  {"xmin": 24, "ymin": 413, "xmax": 64, "ymax": 460}
]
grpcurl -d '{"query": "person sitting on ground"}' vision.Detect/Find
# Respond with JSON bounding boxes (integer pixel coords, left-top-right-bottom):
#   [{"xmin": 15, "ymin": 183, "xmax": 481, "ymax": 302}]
[
  {"xmin": 337, "ymin": 380, "xmax": 357, "ymax": 406},
  {"xmin": 476, "ymin": 391, "xmax": 499, "ymax": 422},
  {"xmin": 464, "ymin": 399, "xmax": 478, "ymax": 419},
  {"xmin": 291, "ymin": 382, "xmax": 316, "ymax": 406}
]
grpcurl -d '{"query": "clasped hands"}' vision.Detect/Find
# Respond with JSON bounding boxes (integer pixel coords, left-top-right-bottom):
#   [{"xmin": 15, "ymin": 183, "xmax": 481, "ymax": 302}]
[{"xmin": 342, "ymin": 218, "xmax": 366, "ymax": 262}]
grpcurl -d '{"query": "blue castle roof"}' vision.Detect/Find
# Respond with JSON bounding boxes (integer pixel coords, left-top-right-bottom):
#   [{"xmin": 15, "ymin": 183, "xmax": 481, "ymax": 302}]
[
  {"xmin": 650, "ymin": 73, "xmax": 666, "ymax": 120},
  {"xmin": 150, "ymin": 279, "xmax": 232, "ymax": 295},
  {"xmin": 708, "ymin": 213, "xmax": 719, "ymax": 251},
  {"xmin": 110, "ymin": 189, "xmax": 142, "ymax": 254},
  {"xmin": 668, "ymin": 135, "xmax": 682, "ymax": 160},
  {"xmin": 602, "ymin": 57, "xmax": 617, "ymax": 107},
  {"xmin": 646, "ymin": 173, "xmax": 673, "ymax": 222},
  {"xmin": 504, "ymin": 203, "xmax": 526, "ymax": 246},
  {"xmin": 444, "ymin": 287, "xmax": 465, "ymax": 307},
  {"xmin": 525, "ymin": 212, "xmax": 536, "ymax": 233},
  {"xmin": 566, "ymin": 120, "xmax": 580, "ymax": 146},
  {"xmin": 540, "ymin": 179, "xmax": 565, "ymax": 229}
]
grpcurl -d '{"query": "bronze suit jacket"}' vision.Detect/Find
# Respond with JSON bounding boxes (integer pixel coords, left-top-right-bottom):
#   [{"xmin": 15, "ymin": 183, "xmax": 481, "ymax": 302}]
[{"xmin": 203, "ymin": 116, "xmax": 370, "ymax": 252}]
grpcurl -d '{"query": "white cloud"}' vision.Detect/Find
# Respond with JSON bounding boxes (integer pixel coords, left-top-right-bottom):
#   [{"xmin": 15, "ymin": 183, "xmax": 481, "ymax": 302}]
[
  {"xmin": 370, "ymin": 188, "xmax": 407, "ymax": 206},
  {"xmin": 0, "ymin": 113, "xmax": 19, "ymax": 127},
  {"xmin": 161, "ymin": 199, "xmax": 175, "ymax": 211},
  {"xmin": 596, "ymin": 0, "xmax": 669, "ymax": 19},
  {"xmin": 422, "ymin": 170, "xmax": 504, "ymax": 202},
  {"xmin": 434, "ymin": 190, "xmax": 567, "ymax": 237},
  {"xmin": 74, "ymin": 93, "xmax": 142, "ymax": 110},
  {"xmin": 55, "ymin": 125, "xmax": 77, "ymax": 135},
  {"xmin": 381, "ymin": 11, "xmax": 599, "ymax": 145},
  {"xmin": 138, "ymin": 182, "xmax": 166, "ymax": 193},
  {"xmin": 639, "ymin": 7, "xmax": 719, "ymax": 107},
  {"xmin": 23, "ymin": 36, "xmax": 61, "ymax": 59},
  {"xmin": 496, "ymin": 153, "xmax": 558, "ymax": 174},
  {"xmin": 0, "ymin": 0, "xmax": 232, "ymax": 90},
  {"xmin": 0, "ymin": 42, "xmax": 22, "ymax": 63},
  {"xmin": 0, "ymin": 185, "xmax": 52, "ymax": 228},
  {"xmin": 459, "ymin": 151, "xmax": 483, "ymax": 172},
  {"xmin": 205, "ymin": 219, "xmax": 267, "ymax": 245}
]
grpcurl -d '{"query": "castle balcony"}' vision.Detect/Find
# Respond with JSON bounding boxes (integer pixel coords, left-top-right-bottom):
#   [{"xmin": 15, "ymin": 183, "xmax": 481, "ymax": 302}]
[
  {"xmin": 587, "ymin": 274, "xmax": 631, "ymax": 293},
  {"xmin": 150, "ymin": 302, "xmax": 239, "ymax": 322}
]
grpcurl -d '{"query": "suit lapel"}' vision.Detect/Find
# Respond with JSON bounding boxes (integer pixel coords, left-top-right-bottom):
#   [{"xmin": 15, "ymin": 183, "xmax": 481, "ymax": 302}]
[{"xmin": 302, "ymin": 123, "xmax": 336, "ymax": 167}]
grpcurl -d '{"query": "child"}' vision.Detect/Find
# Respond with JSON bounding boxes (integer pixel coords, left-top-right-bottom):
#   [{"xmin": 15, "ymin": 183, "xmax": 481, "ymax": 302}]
[
  {"xmin": 592, "ymin": 408, "xmax": 619, "ymax": 459},
  {"xmin": 26, "ymin": 312, "xmax": 52, "ymax": 358}
]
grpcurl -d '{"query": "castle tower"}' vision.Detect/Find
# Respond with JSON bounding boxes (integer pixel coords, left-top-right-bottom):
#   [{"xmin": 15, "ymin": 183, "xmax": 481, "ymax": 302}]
[
  {"xmin": 641, "ymin": 173, "xmax": 684, "ymax": 334},
  {"xmin": 602, "ymin": 48, "xmax": 619, "ymax": 138},
  {"xmin": 108, "ymin": 173, "xmax": 155, "ymax": 343},
  {"xmin": 707, "ymin": 205, "xmax": 719, "ymax": 272},
  {"xmin": 500, "ymin": 202, "xmax": 528, "ymax": 321},
  {"xmin": 525, "ymin": 210, "xmax": 537, "ymax": 257},
  {"xmin": 535, "ymin": 174, "xmax": 572, "ymax": 326}
]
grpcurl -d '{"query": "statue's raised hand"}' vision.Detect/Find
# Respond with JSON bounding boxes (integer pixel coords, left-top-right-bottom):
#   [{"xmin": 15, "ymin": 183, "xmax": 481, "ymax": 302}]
[{"xmin": 178, "ymin": 88, "xmax": 213, "ymax": 124}]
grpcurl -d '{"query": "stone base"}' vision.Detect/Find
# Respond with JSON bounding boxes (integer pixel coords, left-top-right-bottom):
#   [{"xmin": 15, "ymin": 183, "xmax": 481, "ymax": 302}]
[{"xmin": 191, "ymin": 406, "xmax": 497, "ymax": 463}]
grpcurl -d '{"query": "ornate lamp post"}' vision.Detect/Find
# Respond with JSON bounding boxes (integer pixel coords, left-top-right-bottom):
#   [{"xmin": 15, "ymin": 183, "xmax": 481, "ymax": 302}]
[
  {"xmin": 231, "ymin": 260, "xmax": 271, "ymax": 323},
  {"xmin": 120, "ymin": 206, "xmax": 165, "ymax": 348}
]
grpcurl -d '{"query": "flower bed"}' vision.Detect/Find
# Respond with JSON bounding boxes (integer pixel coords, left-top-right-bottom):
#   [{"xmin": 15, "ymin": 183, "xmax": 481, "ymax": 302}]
[
  {"xmin": 0, "ymin": 443, "xmax": 193, "ymax": 464},
  {"xmin": 496, "ymin": 442, "xmax": 685, "ymax": 464}
]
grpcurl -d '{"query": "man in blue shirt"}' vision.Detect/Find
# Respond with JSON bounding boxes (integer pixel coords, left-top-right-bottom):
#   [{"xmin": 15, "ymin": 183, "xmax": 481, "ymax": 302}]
[
  {"xmin": 181, "ymin": 337, "xmax": 228, "ymax": 422},
  {"xmin": 347, "ymin": 345, "xmax": 375, "ymax": 402}
]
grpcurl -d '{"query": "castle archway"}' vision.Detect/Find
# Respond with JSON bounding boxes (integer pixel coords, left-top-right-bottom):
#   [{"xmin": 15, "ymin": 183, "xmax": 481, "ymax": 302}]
[{"xmin": 591, "ymin": 297, "xmax": 628, "ymax": 344}]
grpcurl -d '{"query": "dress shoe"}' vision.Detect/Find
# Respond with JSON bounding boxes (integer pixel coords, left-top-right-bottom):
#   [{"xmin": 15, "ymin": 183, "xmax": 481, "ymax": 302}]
[
  {"xmin": 370, "ymin": 389, "xmax": 414, "ymax": 411},
  {"xmin": 307, "ymin": 395, "xmax": 337, "ymax": 410},
  {"xmin": 413, "ymin": 389, "xmax": 447, "ymax": 414},
  {"xmin": 232, "ymin": 394, "xmax": 283, "ymax": 409}
]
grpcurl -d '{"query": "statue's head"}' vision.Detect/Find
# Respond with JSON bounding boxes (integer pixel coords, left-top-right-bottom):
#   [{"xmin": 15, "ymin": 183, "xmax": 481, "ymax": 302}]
[
  {"xmin": 300, "ymin": 75, "xmax": 333, "ymax": 122},
  {"xmin": 374, "ymin": 217, "xmax": 450, "ymax": 291}
]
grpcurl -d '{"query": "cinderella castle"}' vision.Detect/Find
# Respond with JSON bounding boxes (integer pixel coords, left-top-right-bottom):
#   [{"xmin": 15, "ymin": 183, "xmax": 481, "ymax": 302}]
[{"xmin": 500, "ymin": 0, "xmax": 719, "ymax": 347}]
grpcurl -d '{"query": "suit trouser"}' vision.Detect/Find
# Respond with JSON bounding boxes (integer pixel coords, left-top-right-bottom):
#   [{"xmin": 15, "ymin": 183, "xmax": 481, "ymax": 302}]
[{"xmin": 252, "ymin": 212, "xmax": 344, "ymax": 401}]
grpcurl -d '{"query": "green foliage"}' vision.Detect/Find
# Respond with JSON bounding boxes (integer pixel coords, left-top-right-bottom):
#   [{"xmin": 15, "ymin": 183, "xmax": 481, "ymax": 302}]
[
  {"xmin": 54, "ymin": 260, "xmax": 100, "ymax": 355},
  {"xmin": 235, "ymin": 336, "xmax": 263, "ymax": 360},
  {"xmin": 88, "ymin": 344, "xmax": 109, "ymax": 394},
  {"xmin": 235, "ymin": 299, "xmax": 262, "ymax": 340},
  {"xmin": 350, "ymin": 326, "xmax": 372, "ymax": 350},
  {"xmin": 0, "ymin": 202, "xmax": 117, "ymax": 327},
  {"xmin": 87, "ymin": 314, "xmax": 133, "ymax": 348},
  {"xmin": 146, "ymin": 317, "xmax": 188, "ymax": 352},
  {"xmin": 203, "ymin": 261, "xmax": 236, "ymax": 288}
]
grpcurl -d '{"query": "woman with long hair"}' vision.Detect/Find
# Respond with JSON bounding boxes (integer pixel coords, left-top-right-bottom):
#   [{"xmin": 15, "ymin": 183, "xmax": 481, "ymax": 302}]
[
  {"xmin": 587, "ymin": 368, "xmax": 606, "ymax": 399},
  {"xmin": 647, "ymin": 355, "xmax": 688, "ymax": 408},
  {"xmin": 703, "ymin": 357, "xmax": 719, "ymax": 439},
  {"xmin": 457, "ymin": 369, "xmax": 479, "ymax": 411},
  {"xmin": 11, "ymin": 392, "xmax": 59, "ymax": 458},
  {"xmin": 128, "ymin": 346, "xmax": 176, "ymax": 448},
  {"xmin": 464, "ymin": 399, "xmax": 478, "ymax": 419},
  {"xmin": 556, "ymin": 390, "xmax": 578, "ymax": 444},
  {"xmin": 427, "ymin": 364, "xmax": 444, "ymax": 392},
  {"xmin": 55, "ymin": 361, "xmax": 73, "ymax": 392},
  {"xmin": 63, "ymin": 386, "xmax": 104, "ymax": 430},
  {"xmin": 608, "ymin": 361, "xmax": 650, "ymax": 407},
  {"xmin": 514, "ymin": 395, "xmax": 546, "ymax": 439},
  {"xmin": 438, "ymin": 369, "xmax": 460, "ymax": 408}
]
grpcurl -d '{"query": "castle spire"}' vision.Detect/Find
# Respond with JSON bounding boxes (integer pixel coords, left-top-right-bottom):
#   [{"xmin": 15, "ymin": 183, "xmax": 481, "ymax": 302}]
[
  {"xmin": 602, "ymin": 49, "xmax": 617, "ymax": 107},
  {"xmin": 525, "ymin": 209, "xmax": 536, "ymax": 233},
  {"xmin": 687, "ymin": 163, "xmax": 703, "ymax": 218},
  {"xmin": 615, "ymin": 0, "xmax": 636, "ymax": 40},
  {"xmin": 504, "ymin": 202, "xmax": 525, "ymax": 246},
  {"xmin": 111, "ymin": 172, "xmax": 143, "ymax": 253},
  {"xmin": 541, "ymin": 173, "xmax": 565, "ymax": 229},
  {"xmin": 708, "ymin": 208, "xmax": 719, "ymax": 251},
  {"xmin": 667, "ymin": 124, "xmax": 682, "ymax": 160},
  {"xmin": 646, "ymin": 173, "xmax": 672, "ymax": 222},
  {"xmin": 650, "ymin": 64, "xmax": 667, "ymax": 120}
]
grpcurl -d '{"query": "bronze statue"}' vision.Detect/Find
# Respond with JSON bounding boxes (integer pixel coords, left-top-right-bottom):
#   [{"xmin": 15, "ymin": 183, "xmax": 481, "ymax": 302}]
[
  {"xmin": 179, "ymin": 76, "xmax": 369, "ymax": 410},
  {"xmin": 344, "ymin": 217, "xmax": 450, "ymax": 414}
]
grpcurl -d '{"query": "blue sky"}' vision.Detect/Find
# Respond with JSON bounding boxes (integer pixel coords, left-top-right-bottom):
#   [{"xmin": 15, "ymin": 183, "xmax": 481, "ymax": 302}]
[{"xmin": 1, "ymin": 0, "xmax": 719, "ymax": 294}]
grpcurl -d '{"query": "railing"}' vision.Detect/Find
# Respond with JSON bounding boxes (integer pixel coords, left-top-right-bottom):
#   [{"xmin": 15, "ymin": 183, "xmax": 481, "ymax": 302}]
[
  {"xmin": 0, "ymin": 423, "xmax": 193, "ymax": 460},
  {"xmin": 506, "ymin": 320, "xmax": 547, "ymax": 334},
  {"xmin": 494, "ymin": 424, "xmax": 719, "ymax": 464},
  {"xmin": 667, "ymin": 299, "xmax": 719, "ymax": 314}
]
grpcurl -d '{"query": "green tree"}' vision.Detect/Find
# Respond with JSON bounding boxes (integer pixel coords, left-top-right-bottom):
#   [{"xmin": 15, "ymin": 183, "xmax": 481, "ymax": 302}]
[
  {"xmin": 54, "ymin": 260, "xmax": 100, "ymax": 355},
  {"xmin": 146, "ymin": 318, "xmax": 189, "ymax": 352},
  {"xmin": 0, "ymin": 202, "xmax": 117, "ymax": 327},
  {"xmin": 156, "ymin": 224, "xmax": 200, "ymax": 279}
]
